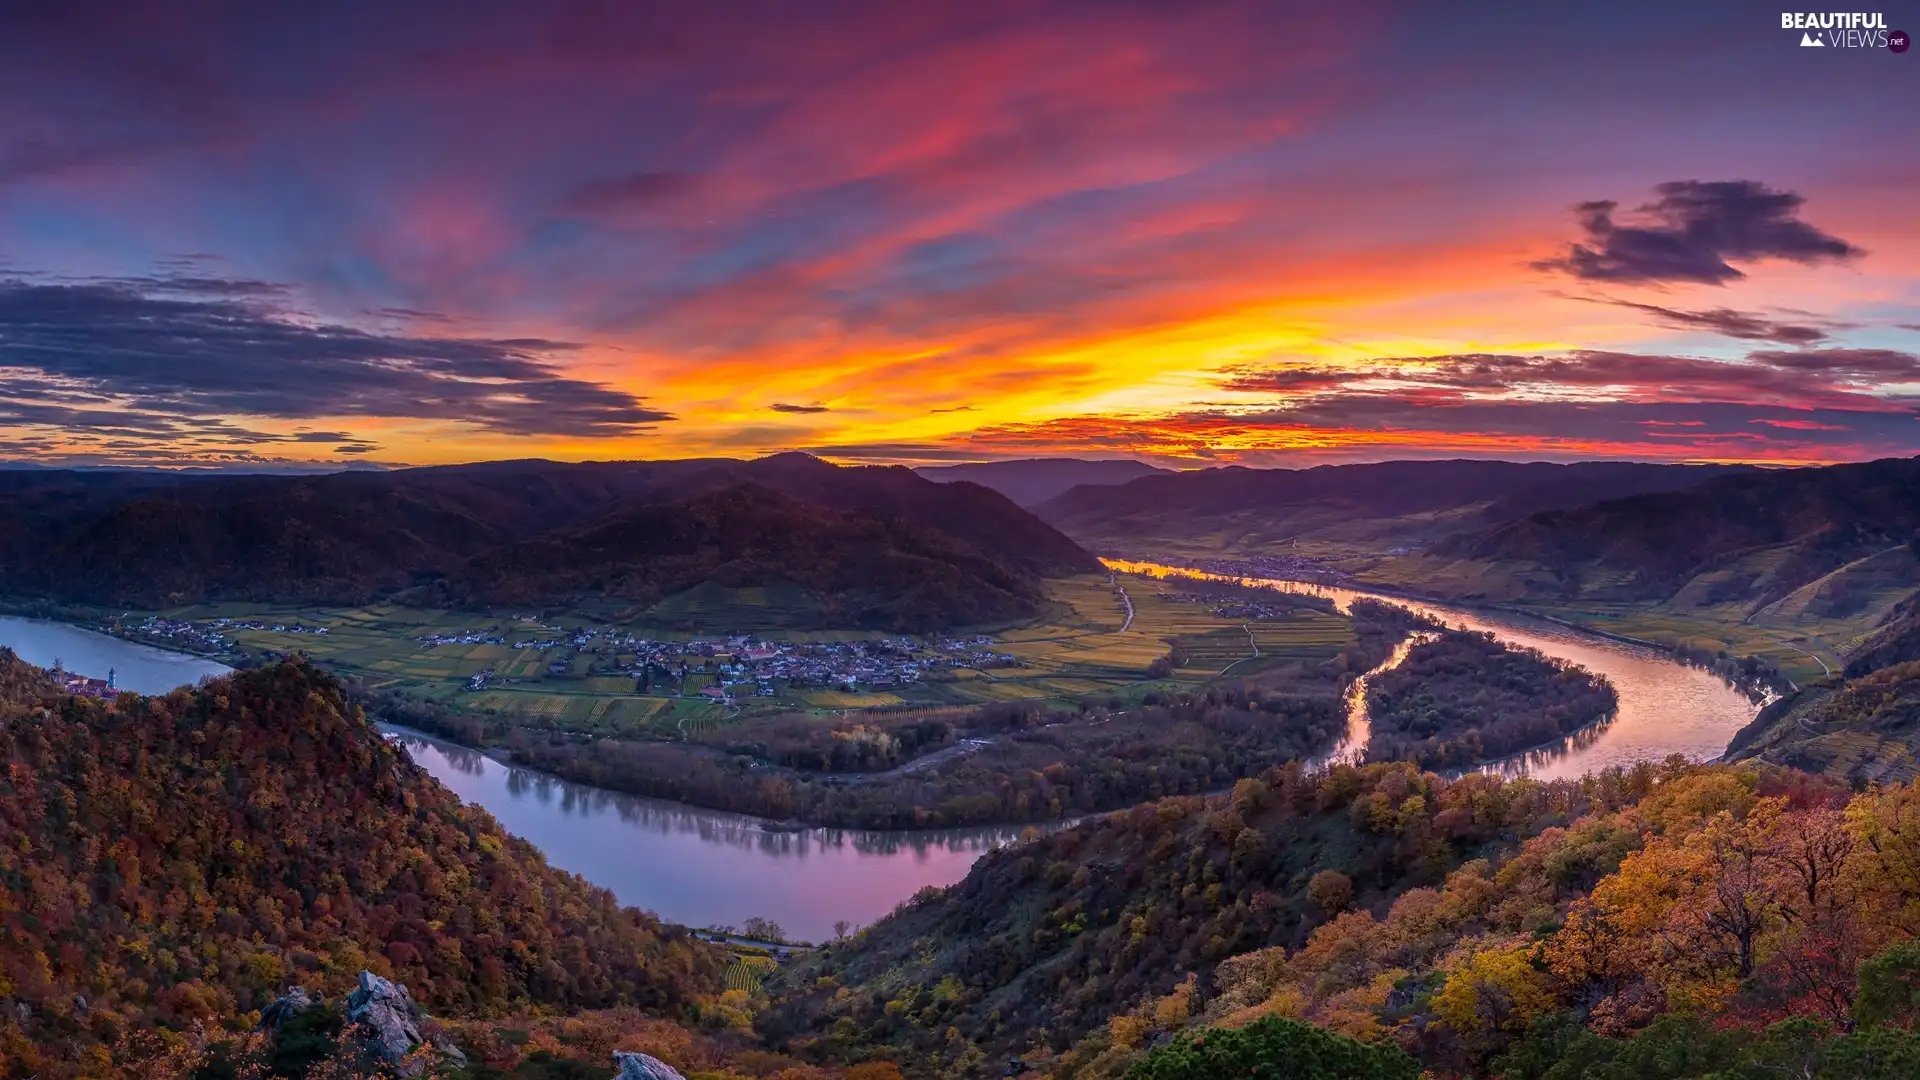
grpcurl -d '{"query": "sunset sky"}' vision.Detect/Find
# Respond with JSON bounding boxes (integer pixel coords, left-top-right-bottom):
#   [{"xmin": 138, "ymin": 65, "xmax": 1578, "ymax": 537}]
[{"xmin": 2, "ymin": 0, "xmax": 1916, "ymax": 470}]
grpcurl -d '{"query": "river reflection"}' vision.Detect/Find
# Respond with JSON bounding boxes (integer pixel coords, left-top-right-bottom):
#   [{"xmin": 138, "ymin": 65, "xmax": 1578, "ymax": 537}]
[
  {"xmin": 1105, "ymin": 560, "xmax": 1759, "ymax": 781},
  {"xmin": 385, "ymin": 727, "xmax": 1028, "ymax": 941}
]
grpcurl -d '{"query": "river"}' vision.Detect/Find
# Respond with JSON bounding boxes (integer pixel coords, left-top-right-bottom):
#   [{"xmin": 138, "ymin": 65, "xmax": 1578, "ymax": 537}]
[
  {"xmin": 0, "ymin": 576, "xmax": 1759, "ymax": 938},
  {"xmin": 1104, "ymin": 560, "xmax": 1759, "ymax": 781},
  {"xmin": 383, "ymin": 727, "xmax": 1026, "ymax": 942},
  {"xmin": 0, "ymin": 615, "xmax": 231, "ymax": 693}
]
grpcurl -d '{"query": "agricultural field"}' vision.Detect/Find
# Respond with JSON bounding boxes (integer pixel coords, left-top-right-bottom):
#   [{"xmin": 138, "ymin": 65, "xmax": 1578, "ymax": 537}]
[{"xmin": 124, "ymin": 570, "xmax": 1353, "ymax": 741}]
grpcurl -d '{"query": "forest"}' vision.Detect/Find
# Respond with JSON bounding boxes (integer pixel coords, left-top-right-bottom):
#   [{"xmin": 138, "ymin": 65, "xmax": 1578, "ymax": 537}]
[
  {"xmin": 1362, "ymin": 629, "xmax": 1617, "ymax": 770},
  {"xmin": 766, "ymin": 758, "xmax": 1920, "ymax": 1080},
  {"xmin": 0, "ymin": 654, "xmax": 723, "ymax": 1079}
]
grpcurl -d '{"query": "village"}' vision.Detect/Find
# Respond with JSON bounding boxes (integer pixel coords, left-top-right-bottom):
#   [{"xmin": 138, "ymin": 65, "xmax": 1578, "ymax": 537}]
[
  {"xmin": 451, "ymin": 627, "xmax": 1027, "ymax": 705},
  {"xmin": 109, "ymin": 611, "xmax": 1027, "ymax": 708}
]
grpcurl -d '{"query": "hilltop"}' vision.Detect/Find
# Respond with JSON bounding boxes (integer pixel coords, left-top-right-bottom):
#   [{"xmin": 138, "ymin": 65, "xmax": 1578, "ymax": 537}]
[
  {"xmin": 0, "ymin": 454, "xmax": 1098, "ymax": 630},
  {"xmin": 916, "ymin": 458, "xmax": 1169, "ymax": 507}
]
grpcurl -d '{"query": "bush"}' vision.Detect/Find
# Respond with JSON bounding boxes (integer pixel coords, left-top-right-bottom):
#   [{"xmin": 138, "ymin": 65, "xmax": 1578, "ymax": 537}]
[{"xmin": 1125, "ymin": 1016, "xmax": 1419, "ymax": 1080}]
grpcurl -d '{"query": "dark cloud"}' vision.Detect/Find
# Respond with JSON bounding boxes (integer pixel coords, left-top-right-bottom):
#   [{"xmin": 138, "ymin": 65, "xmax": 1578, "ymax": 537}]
[
  {"xmin": 0, "ymin": 280, "xmax": 673, "ymax": 437},
  {"xmin": 769, "ymin": 402, "xmax": 830, "ymax": 414},
  {"xmin": 931, "ymin": 404, "xmax": 977, "ymax": 413},
  {"xmin": 1535, "ymin": 180, "xmax": 1862, "ymax": 285},
  {"xmin": 1899, "ymin": 324, "xmax": 1920, "ymax": 333},
  {"xmin": 334, "ymin": 445, "xmax": 377, "ymax": 454},
  {"xmin": 1586, "ymin": 298, "xmax": 1833, "ymax": 344}
]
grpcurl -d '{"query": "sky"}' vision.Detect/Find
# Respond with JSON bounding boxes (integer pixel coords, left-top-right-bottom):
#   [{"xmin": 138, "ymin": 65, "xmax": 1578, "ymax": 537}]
[{"xmin": 1, "ymin": 0, "xmax": 1916, "ymax": 470}]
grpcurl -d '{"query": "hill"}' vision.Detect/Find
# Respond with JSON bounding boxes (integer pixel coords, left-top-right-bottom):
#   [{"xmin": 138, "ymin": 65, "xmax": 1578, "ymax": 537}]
[
  {"xmin": 916, "ymin": 459, "xmax": 1169, "ymax": 507},
  {"xmin": 0, "ymin": 653, "xmax": 723, "ymax": 1077},
  {"xmin": 1391, "ymin": 456, "xmax": 1920, "ymax": 611},
  {"xmin": 0, "ymin": 455, "xmax": 1097, "ymax": 629},
  {"xmin": 1033, "ymin": 459, "xmax": 1752, "ymax": 560},
  {"xmin": 765, "ymin": 756, "xmax": 1920, "ymax": 1080},
  {"xmin": 427, "ymin": 482, "xmax": 1064, "ymax": 632}
]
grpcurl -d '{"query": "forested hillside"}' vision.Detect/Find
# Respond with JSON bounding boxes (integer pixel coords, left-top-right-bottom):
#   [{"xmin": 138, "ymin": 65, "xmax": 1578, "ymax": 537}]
[
  {"xmin": 766, "ymin": 759, "xmax": 1920, "ymax": 1079},
  {"xmin": 1406, "ymin": 455, "xmax": 1920, "ymax": 608},
  {"xmin": 0, "ymin": 654, "xmax": 722, "ymax": 1078},
  {"xmin": 1033, "ymin": 460, "xmax": 1751, "ymax": 558},
  {"xmin": 0, "ymin": 455, "xmax": 1096, "ymax": 629}
]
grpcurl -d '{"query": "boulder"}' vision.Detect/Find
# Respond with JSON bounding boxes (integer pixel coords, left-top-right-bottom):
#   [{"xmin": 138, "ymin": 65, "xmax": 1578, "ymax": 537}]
[
  {"xmin": 613, "ymin": 1050, "xmax": 688, "ymax": 1080},
  {"xmin": 345, "ymin": 971, "xmax": 467, "ymax": 1077},
  {"xmin": 259, "ymin": 986, "xmax": 316, "ymax": 1031}
]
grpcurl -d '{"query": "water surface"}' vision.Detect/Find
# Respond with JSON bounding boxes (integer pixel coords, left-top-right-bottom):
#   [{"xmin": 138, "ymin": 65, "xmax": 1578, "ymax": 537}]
[
  {"xmin": 388, "ymin": 728, "xmax": 1027, "ymax": 942},
  {"xmin": 0, "ymin": 615, "xmax": 231, "ymax": 694}
]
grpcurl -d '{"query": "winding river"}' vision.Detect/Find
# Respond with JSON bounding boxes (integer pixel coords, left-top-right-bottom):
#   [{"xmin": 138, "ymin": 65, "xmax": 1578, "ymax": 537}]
[
  {"xmin": 0, "ymin": 570, "xmax": 1759, "ymax": 938},
  {"xmin": 1104, "ymin": 560, "xmax": 1760, "ymax": 781}
]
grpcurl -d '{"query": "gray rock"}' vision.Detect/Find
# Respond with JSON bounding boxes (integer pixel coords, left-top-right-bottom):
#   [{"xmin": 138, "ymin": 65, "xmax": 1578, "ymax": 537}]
[
  {"xmin": 259, "ymin": 986, "xmax": 316, "ymax": 1031},
  {"xmin": 613, "ymin": 1051, "xmax": 687, "ymax": 1080},
  {"xmin": 344, "ymin": 971, "xmax": 467, "ymax": 1077}
]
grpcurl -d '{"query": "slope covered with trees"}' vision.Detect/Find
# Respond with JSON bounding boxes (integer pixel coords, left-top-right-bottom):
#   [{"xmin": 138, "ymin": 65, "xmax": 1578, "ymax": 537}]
[
  {"xmin": 0, "ymin": 455, "xmax": 1097, "ymax": 630},
  {"xmin": 1411, "ymin": 455, "xmax": 1920, "ymax": 608},
  {"xmin": 0, "ymin": 654, "xmax": 723, "ymax": 1077},
  {"xmin": 1033, "ymin": 460, "xmax": 1751, "ymax": 558},
  {"xmin": 765, "ymin": 759, "xmax": 1920, "ymax": 1080}
]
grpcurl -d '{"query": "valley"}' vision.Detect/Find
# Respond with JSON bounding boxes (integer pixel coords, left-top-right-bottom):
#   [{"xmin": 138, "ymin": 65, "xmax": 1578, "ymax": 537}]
[{"xmin": 4, "ymin": 454, "xmax": 1919, "ymax": 1080}]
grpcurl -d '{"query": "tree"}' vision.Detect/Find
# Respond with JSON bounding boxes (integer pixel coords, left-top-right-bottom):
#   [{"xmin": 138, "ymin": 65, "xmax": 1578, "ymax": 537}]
[
  {"xmin": 1308, "ymin": 871, "xmax": 1354, "ymax": 915},
  {"xmin": 1855, "ymin": 940, "xmax": 1920, "ymax": 1029},
  {"xmin": 1125, "ymin": 1016, "xmax": 1419, "ymax": 1080}
]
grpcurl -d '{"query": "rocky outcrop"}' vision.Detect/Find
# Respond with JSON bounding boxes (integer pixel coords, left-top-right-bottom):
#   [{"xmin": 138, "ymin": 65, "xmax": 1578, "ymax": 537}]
[
  {"xmin": 259, "ymin": 986, "xmax": 316, "ymax": 1031},
  {"xmin": 614, "ymin": 1050, "xmax": 688, "ymax": 1080},
  {"xmin": 344, "ymin": 971, "xmax": 466, "ymax": 1077}
]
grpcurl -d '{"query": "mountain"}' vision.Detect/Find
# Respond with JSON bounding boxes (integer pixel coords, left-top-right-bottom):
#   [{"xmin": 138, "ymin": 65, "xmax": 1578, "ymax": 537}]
[
  {"xmin": 1407, "ymin": 456, "xmax": 1920, "ymax": 608},
  {"xmin": 1033, "ymin": 459, "xmax": 1753, "ymax": 558},
  {"xmin": 0, "ymin": 455, "xmax": 1097, "ymax": 628},
  {"xmin": 0, "ymin": 654, "xmax": 721, "ymax": 1076},
  {"xmin": 916, "ymin": 458, "xmax": 1169, "ymax": 507},
  {"xmin": 428, "ymin": 482, "xmax": 1068, "ymax": 632}
]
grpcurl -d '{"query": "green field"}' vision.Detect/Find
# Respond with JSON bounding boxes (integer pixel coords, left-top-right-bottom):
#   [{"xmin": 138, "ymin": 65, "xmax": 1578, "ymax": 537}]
[{"xmin": 133, "ymin": 571, "xmax": 1353, "ymax": 739}]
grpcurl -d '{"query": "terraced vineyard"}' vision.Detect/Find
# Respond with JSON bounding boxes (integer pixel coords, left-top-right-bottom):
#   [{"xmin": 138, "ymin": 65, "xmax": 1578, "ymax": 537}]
[{"xmin": 723, "ymin": 955, "xmax": 781, "ymax": 995}]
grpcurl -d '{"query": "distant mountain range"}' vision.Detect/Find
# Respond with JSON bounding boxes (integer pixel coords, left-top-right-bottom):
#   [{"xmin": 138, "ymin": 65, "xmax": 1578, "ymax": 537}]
[
  {"xmin": 1404, "ymin": 455, "xmax": 1920, "ymax": 609},
  {"xmin": 0, "ymin": 454, "xmax": 1100, "ymax": 631},
  {"xmin": 916, "ymin": 457, "xmax": 1168, "ymax": 506},
  {"xmin": 1030, "ymin": 459, "xmax": 1756, "ymax": 557}
]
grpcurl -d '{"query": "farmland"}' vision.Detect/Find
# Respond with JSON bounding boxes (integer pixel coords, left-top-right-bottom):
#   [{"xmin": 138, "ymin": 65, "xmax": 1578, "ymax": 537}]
[{"xmin": 107, "ymin": 571, "xmax": 1352, "ymax": 743}]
